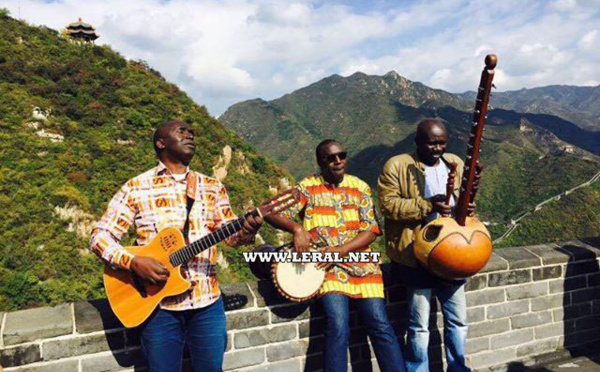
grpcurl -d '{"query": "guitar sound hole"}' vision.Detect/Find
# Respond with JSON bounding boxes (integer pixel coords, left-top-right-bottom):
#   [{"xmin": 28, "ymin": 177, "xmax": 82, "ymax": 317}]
[{"xmin": 424, "ymin": 225, "xmax": 443, "ymax": 242}]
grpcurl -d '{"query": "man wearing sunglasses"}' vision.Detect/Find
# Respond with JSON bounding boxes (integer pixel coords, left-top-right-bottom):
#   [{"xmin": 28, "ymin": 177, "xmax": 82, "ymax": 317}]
[{"xmin": 265, "ymin": 140, "xmax": 406, "ymax": 372}]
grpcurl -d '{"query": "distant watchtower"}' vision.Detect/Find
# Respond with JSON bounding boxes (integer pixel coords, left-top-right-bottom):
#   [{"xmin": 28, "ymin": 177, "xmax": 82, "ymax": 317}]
[{"xmin": 64, "ymin": 17, "xmax": 99, "ymax": 43}]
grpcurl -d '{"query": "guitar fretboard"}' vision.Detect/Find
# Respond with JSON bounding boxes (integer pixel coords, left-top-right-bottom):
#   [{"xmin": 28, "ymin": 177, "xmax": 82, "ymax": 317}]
[{"xmin": 169, "ymin": 215, "xmax": 247, "ymax": 267}]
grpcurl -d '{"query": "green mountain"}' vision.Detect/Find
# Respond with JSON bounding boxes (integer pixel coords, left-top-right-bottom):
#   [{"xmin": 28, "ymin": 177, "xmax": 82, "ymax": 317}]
[
  {"xmin": 220, "ymin": 71, "xmax": 473, "ymax": 178},
  {"xmin": 221, "ymin": 71, "xmax": 600, "ymax": 244},
  {"xmin": 459, "ymin": 85, "xmax": 600, "ymax": 132},
  {"xmin": 0, "ymin": 11, "xmax": 290, "ymax": 310},
  {"xmin": 495, "ymin": 179, "xmax": 600, "ymax": 248}
]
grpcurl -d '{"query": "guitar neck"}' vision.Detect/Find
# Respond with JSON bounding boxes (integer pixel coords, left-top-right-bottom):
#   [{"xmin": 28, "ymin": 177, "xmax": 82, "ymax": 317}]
[{"xmin": 169, "ymin": 213, "xmax": 253, "ymax": 267}]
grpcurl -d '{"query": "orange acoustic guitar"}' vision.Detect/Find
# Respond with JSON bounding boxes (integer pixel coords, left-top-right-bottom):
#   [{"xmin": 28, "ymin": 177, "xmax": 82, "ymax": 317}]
[{"xmin": 104, "ymin": 188, "xmax": 301, "ymax": 328}]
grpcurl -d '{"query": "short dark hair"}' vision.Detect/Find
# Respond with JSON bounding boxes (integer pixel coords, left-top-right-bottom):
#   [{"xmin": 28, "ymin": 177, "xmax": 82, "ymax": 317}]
[
  {"xmin": 153, "ymin": 120, "xmax": 184, "ymax": 155},
  {"xmin": 315, "ymin": 139, "xmax": 340, "ymax": 161},
  {"xmin": 415, "ymin": 118, "xmax": 446, "ymax": 142}
]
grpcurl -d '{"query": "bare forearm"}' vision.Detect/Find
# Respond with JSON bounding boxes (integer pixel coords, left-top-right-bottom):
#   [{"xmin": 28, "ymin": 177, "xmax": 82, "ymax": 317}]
[
  {"xmin": 339, "ymin": 231, "xmax": 377, "ymax": 256},
  {"xmin": 264, "ymin": 214, "xmax": 303, "ymax": 234}
]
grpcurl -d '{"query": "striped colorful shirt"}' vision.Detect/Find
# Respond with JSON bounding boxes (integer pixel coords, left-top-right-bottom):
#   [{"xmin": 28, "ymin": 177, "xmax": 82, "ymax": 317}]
[
  {"xmin": 281, "ymin": 174, "xmax": 384, "ymax": 298},
  {"xmin": 90, "ymin": 163, "xmax": 247, "ymax": 310}
]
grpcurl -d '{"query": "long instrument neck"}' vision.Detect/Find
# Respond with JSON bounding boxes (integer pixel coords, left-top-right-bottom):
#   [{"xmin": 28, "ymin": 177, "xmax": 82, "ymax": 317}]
[
  {"xmin": 455, "ymin": 58, "xmax": 496, "ymax": 226},
  {"xmin": 169, "ymin": 213, "xmax": 251, "ymax": 267}
]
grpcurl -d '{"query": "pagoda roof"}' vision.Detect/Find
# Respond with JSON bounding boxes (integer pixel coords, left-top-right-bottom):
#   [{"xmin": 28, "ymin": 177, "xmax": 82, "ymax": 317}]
[
  {"xmin": 65, "ymin": 17, "xmax": 99, "ymax": 41},
  {"xmin": 66, "ymin": 30, "xmax": 99, "ymax": 41},
  {"xmin": 66, "ymin": 17, "xmax": 95, "ymax": 31}
]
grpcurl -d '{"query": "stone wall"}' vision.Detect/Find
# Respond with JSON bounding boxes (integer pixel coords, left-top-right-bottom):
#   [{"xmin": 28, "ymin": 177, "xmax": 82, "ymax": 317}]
[{"xmin": 1, "ymin": 238, "xmax": 599, "ymax": 372}]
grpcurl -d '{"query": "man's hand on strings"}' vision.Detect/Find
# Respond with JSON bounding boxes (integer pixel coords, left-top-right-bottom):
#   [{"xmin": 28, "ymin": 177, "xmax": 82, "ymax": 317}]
[
  {"xmin": 241, "ymin": 214, "xmax": 263, "ymax": 238},
  {"xmin": 131, "ymin": 256, "xmax": 170, "ymax": 284},
  {"xmin": 429, "ymin": 194, "xmax": 451, "ymax": 216}
]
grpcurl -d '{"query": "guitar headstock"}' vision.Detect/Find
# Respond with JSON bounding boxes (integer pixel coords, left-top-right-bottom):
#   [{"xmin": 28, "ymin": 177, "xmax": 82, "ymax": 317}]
[{"xmin": 256, "ymin": 188, "xmax": 302, "ymax": 218}]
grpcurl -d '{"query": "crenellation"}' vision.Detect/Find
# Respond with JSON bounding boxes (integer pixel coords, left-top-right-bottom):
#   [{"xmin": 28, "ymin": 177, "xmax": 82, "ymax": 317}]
[
  {"xmin": 2, "ymin": 242, "xmax": 600, "ymax": 371},
  {"xmin": 557, "ymin": 240, "xmax": 600, "ymax": 261},
  {"xmin": 479, "ymin": 254, "xmax": 509, "ymax": 273},
  {"xmin": 524, "ymin": 244, "xmax": 570, "ymax": 265},
  {"xmin": 493, "ymin": 248, "xmax": 541, "ymax": 269}
]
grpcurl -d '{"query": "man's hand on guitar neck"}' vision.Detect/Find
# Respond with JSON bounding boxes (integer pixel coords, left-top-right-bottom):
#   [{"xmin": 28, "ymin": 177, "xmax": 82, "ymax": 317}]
[
  {"xmin": 131, "ymin": 256, "xmax": 170, "ymax": 284},
  {"xmin": 238, "ymin": 214, "xmax": 263, "ymax": 243}
]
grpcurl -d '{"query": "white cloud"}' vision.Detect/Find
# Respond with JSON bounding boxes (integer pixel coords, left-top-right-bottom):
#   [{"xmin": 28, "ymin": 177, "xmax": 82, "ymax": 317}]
[
  {"xmin": 578, "ymin": 30, "xmax": 598, "ymax": 50},
  {"xmin": 2, "ymin": 0, "xmax": 599, "ymax": 115}
]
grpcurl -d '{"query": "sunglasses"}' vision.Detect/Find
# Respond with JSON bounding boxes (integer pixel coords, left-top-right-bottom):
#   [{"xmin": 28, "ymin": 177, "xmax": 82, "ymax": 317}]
[{"xmin": 323, "ymin": 152, "xmax": 348, "ymax": 163}]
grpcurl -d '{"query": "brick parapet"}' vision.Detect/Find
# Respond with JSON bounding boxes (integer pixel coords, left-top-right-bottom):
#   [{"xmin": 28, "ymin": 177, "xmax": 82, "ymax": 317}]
[{"xmin": 1, "ymin": 239, "xmax": 599, "ymax": 371}]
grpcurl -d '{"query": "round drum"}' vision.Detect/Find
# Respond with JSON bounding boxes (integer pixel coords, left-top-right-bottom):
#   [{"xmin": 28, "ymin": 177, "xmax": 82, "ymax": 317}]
[{"xmin": 272, "ymin": 251, "xmax": 326, "ymax": 302}]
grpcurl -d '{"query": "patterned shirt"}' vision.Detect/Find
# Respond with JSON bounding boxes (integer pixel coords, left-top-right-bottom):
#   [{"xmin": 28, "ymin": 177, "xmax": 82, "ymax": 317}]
[
  {"xmin": 281, "ymin": 174, "xmax": 384, "ymax": 298},
  {"xmin": 90, "ymin": 163, "xmax": 245, "ymax": 310}
]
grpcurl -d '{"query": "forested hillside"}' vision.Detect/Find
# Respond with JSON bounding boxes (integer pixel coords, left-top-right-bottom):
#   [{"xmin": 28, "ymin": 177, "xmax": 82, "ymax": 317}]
[{"xmin": 0, "ymin": 11, "xmax": 289, "ymax": 310}]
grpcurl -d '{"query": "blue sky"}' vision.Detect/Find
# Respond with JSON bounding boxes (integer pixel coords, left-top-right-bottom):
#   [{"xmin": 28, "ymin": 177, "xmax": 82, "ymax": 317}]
[{"xmin": 3, "ymin": 0, "xmax": 599, "ymax": 115}]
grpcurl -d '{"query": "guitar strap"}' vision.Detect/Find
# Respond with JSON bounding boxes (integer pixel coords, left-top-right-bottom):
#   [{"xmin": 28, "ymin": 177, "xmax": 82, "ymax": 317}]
[{"xmin": 183, "ymin": 172, "xmax": 197, "ymax": 241}]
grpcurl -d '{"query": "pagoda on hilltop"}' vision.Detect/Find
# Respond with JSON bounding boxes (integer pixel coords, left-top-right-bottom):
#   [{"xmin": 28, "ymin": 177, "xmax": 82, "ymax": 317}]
[{"xmin": 64, "ymin": 17, "xmax": 99, "ymax": 43}]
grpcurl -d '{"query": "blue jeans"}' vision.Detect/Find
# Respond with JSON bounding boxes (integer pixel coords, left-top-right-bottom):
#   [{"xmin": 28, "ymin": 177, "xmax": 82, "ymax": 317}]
[
  {"xmin": 406, "ymin": 286, "xmax": 470, "ymax": 372},
  {"xmin": 139, "ymin": 297, "xmax": 227, "ymax": 372},
  {"xmin": 321, "ymin": 293, "xmax": 406, "ymax": 372}
]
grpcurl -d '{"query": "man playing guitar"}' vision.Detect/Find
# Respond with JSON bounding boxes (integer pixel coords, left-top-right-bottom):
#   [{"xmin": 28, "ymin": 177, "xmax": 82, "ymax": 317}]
[{"xmin": 90, "ymin": 120, "xmax": 262, "ymax": 372}]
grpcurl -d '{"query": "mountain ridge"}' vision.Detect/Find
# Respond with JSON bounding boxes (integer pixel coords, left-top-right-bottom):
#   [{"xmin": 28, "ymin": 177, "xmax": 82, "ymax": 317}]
[{"xmin": 221, "ymin": 69, "xmax": 600, "ymax": 246}]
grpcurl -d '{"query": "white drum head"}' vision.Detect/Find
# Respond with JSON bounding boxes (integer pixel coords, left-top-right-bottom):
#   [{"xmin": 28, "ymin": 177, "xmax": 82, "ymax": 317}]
[{"xmin": 273, "ymin": 262, "xmax": 326, "ymax": 301}]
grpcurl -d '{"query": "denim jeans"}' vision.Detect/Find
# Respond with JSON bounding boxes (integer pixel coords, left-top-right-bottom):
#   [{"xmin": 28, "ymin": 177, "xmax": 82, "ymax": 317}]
[
  {"xmin": 321, "ymin": 293, "xmax": 407, "ymax": 372},
  {"xmin": 139, "ymin": 297, "xmax": 227, "ymax": 372},
  {"xmin": 406, "ymin": 286, "xmax": 470, "ymax": 372}
]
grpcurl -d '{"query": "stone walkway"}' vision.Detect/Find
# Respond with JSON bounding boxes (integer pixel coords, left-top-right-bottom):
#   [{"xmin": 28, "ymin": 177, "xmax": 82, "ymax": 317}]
[
  {"xmin": 540, "ymin": 355, "xmax": 600, "ymax": 371},
  {"xmin": 490, "ymin": 347, "xmax": 600, "ymax": 372}
]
